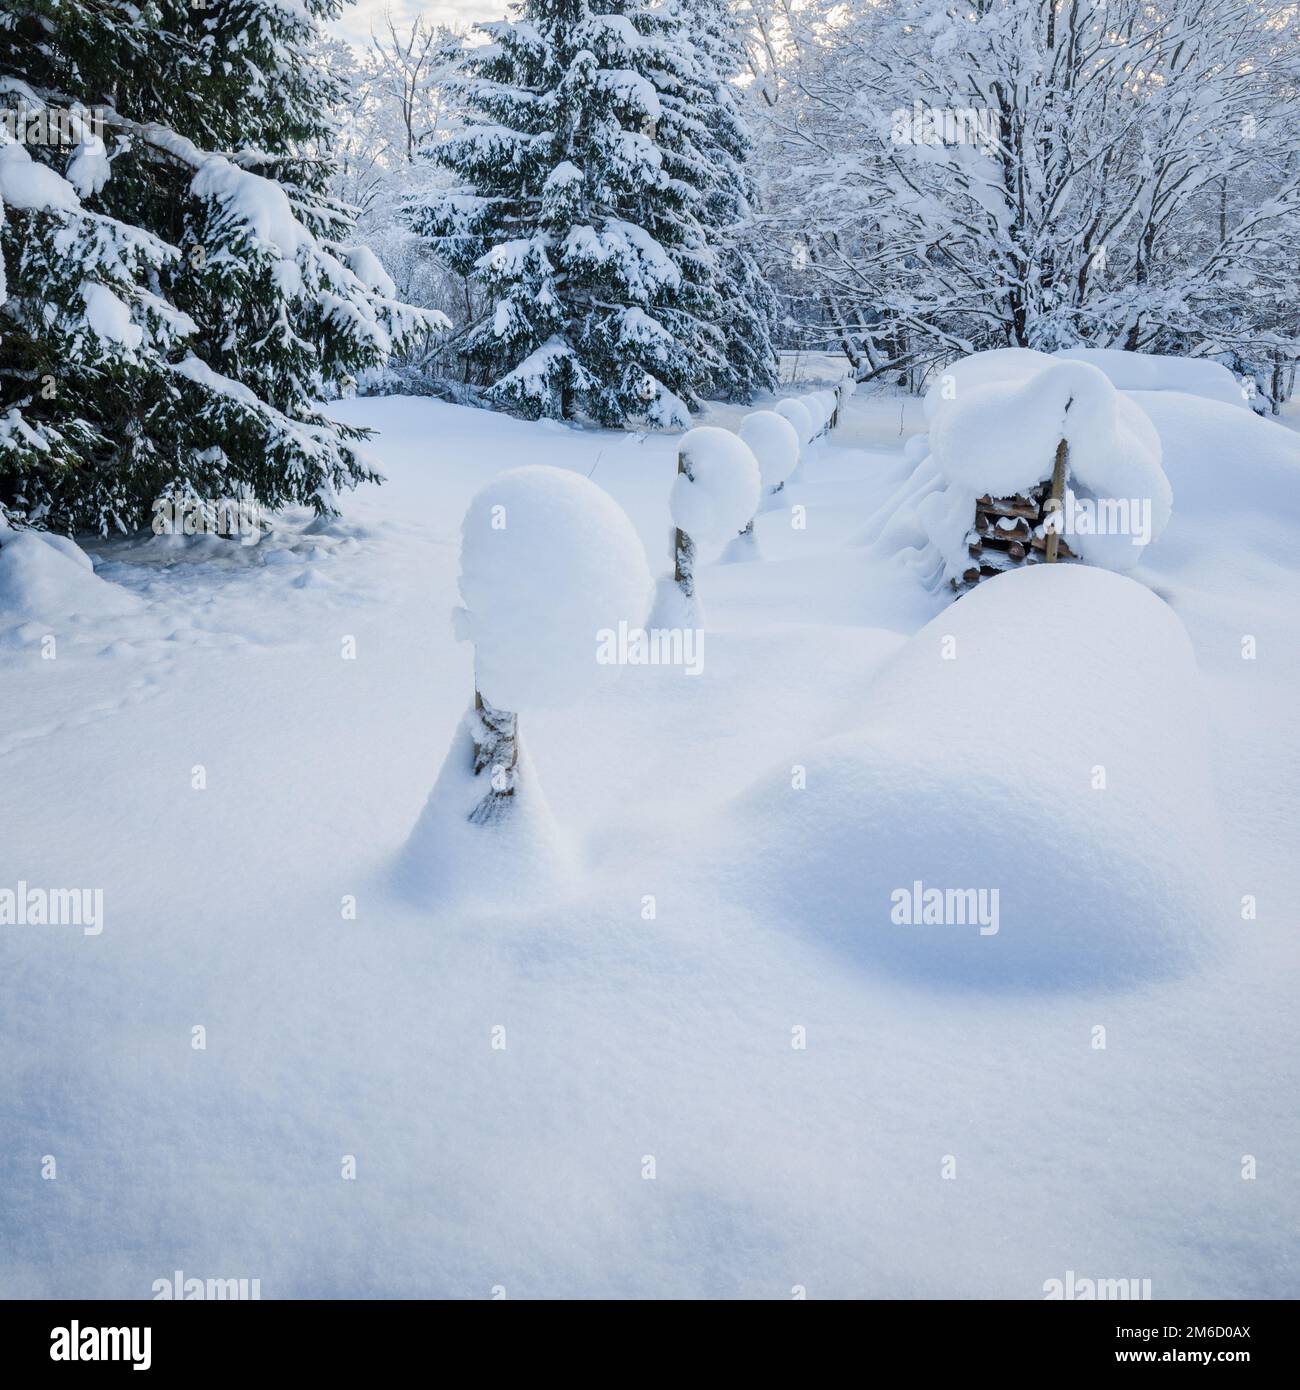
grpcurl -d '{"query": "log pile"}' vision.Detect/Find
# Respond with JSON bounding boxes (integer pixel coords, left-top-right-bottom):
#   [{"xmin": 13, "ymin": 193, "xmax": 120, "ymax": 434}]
[{"xmin": 952, "ymin": 481, "xmax": 1076, "ymax": 592}]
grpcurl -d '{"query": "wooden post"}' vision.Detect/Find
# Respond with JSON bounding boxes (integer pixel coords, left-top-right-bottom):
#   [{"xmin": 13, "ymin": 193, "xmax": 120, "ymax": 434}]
[
  {"xmin": 1045, "ymin": 437, "xmax": 1069, "ymax": 563},
  {"xmin": 468, "ymin": 688, "xmax": 519, "ymax": 824},
  {"xmin": 673, "ymin": 447, "xmax": 695, "ymax": 598}
]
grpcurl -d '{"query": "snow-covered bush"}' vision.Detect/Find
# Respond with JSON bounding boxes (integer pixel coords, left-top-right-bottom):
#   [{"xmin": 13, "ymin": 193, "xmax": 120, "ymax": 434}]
[{"xmin": 0, "ymin": 512, "xmax": 139, "ymax": 630}]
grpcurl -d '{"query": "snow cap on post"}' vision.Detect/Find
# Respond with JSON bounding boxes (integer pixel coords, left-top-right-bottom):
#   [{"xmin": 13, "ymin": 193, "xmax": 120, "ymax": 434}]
[
  {"xmin": 775, "ymin": 397, "xmax": 816, "ymax": 446},
  {"xmin": 670, "ymin": 427, "xmax": 762, "ymax": 544},
  {"xmin": 455, "ymin": 466, "xmax": 654, "ymax": 714},
  {"xmin": 738, "ymin": 410, "xmax": 801, "ymax": 490}
]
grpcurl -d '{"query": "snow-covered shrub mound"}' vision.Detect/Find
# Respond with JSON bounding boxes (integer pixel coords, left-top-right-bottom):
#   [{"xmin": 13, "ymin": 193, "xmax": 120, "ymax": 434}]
[
  {"xmin": 775, "ymin": 398, "xmax": 815, "ymax": 446},
  {"xmin": 731, "ymin": 564, "xmax": 1224, "ymax": 988},
  {"xmin": 0, "ymin": 524, "xmax": 140, "ymax": 628},
  {"xmin": 895, "ymin": 352, "xmax": 1172, "ymax": 582},
  {"xmin": 1055, "ymin": 348, "xmax": 1246, "ymax": 409},
  {"xmin": 670, "ymin": 427, "xmax": 761, "ymax": 543},
  {"xmin": 456, "ymin": 466, "xmax": 654, "ymax": 713},
  {"xmin": 737, "ymin": 410, "xmax": 800, "ymax": 490}
]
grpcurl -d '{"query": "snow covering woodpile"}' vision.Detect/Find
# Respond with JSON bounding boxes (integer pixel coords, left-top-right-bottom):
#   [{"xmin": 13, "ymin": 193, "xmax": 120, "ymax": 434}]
[
  {"xmin": 1054, "ymin": 347, "xmax": 1247, "ymax": 410},
  {"xmin": 860, "ymin": 348, "xmax": 1173, "ymax": 590},
  {"xmin": 733, "ymin": 563, "xmax": 1224, "ymax": 988}
]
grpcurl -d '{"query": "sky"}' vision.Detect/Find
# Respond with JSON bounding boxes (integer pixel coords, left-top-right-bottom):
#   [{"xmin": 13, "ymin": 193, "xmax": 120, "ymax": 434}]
[{"xmin": 330, "ymin": 1, "xmax": 508, "ymax": 46}]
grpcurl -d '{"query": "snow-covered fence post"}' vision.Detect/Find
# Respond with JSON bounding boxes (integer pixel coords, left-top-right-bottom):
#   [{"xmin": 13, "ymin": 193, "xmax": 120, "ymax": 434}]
[
  {"xmin": 673, "ymin": 448, "xmax": 696, "ymax": 602},
  {"xmin": 399, "ymin": 467, "xmax": 653, "ymax": 904},
  {"xmin": 662, "ymin": 428, "xmax": 761, "ymax": 622},
  {"xmin": 1045, "ymin": 437, "xmax": 1069, "ymax": 563},
  {"xmin": 721, "ymin": 412, "xmax": 801, "ymax": 563},
  {"xmin": 467, "ymin": 690, "xmax": 519, "ymax": 825}
]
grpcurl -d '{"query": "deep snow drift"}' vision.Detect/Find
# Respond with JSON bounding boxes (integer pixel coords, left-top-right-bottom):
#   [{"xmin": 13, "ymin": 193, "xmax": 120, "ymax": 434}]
[
  {"xmin": 734, "ymin": 563, "xmax": 1224, "ymax": 988},
  {"xmin": 2, "ymin": 381, "xmax": 1298, "ymax": 1300}
]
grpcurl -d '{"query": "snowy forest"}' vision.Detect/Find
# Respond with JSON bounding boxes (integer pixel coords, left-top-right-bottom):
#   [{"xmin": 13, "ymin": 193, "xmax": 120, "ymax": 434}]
[{"xmin": 2, "ymin": 0, "xmax": 1299, "ymax": 1310}]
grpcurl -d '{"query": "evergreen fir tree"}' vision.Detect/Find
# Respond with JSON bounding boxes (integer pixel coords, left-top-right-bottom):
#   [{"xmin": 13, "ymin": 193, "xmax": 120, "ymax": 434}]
[
  {"xmin": 679, "ymin": 0, "xmax": 779, "ymax": 400},
  {"xmin": 0, "ymin": 0, "xmax": 441, "ymax": 536},
  {"xmin": 408, "ymin": 0, "xmax": 727, "ymax": 427}
]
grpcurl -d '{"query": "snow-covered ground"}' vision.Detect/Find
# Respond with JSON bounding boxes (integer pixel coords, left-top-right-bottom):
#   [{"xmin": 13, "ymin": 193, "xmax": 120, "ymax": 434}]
[{"xmin": 2, "ymin": 386, "xmax": 1298, "ymax": 1298}]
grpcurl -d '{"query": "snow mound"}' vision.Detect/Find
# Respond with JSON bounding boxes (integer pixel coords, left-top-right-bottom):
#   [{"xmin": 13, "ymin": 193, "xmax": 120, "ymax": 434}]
[
  {"xmin": 737, "ymin": 410, "xmax": 800, "ymax": 490},
  {"xmin": 669, "ymin": 426, "xmax": 761, "ymax": 543},
  {"xmin": 396, "ymin": 705, "xmax": 571, "ymax": 910},
  {"xmin": 732, "ymin": 564, "xmax": 1225, "ymax": 988},
  {"xmin": 1126, "ymin": 392, "xmax": 1300, "ymax": 524},
  {"xmin": 456, "ymin": 465, "xmax": 653, "ymax": 714},
  {"xmin": 923, "ymin": 347, "xmax": 1055, "ymax": 424},
  {"xmin": 1056, "ymin": 348, "xmax": 1246, "ymax": 409},
  {"xmin": 775, "ymin": 397, "xmax": 815, "ymax": 446},
  {"xmin": 0, "ymin": 527, "xmax": 141, "ymax": 627}
]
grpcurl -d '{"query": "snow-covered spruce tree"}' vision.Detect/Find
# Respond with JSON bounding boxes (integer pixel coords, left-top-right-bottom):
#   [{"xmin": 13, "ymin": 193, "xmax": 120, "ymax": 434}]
[
  {"xmin": 681, "ymin": 0, "xmax": 778, "ymax": 400},
  {"xmin": 0, "ymin": 1, "xmax": 442, "ymax": 536},
  {"xmin": 407, "ymin": 0, "xmax": 729, "ymax": 426}
]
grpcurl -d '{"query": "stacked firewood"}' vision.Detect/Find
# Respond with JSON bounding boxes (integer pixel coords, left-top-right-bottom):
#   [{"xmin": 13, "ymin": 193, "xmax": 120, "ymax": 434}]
[{"xmin": 953, "ymin": 481, "xmax": 1076, "ymax": 591}]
